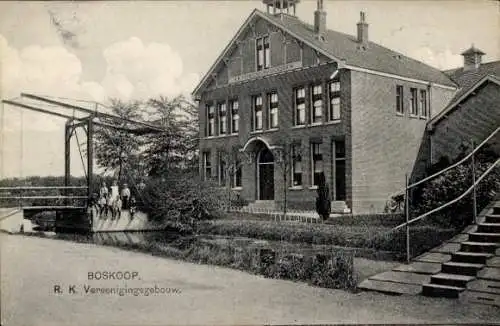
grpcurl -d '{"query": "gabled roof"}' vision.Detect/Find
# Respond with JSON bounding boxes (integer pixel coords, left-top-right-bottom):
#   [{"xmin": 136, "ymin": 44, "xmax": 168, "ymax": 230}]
[
  {"xmin": 428, "ymin": 73, "xmax": 500, "ymax": 129},
  {"xmin": 442, "ymin": 60, "xmax": 500, "ymax": 106},
  {"xmin": 193, "ymin": 9, "xmax": 457, "ymax": 96}
]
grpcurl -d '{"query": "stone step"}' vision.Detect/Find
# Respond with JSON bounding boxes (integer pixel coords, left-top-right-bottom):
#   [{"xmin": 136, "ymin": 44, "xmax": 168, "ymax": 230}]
[
  {"xmin": 492, "ymin": 206, "xmax": 500, "ymax": 215},
  {"xmin": 485, "ymin": 214, "xmax": 500, "ymax": 223},
  {"xmin": 469, "ymin": 232, "xmax": 500, "ymax": 243},
  {"xmin": 430, "ymin": 273, "xmax": 475, "ymax": 288},
  {"xmin": 451, "ymin": 251, "xmax": 494, "ymax": 265},
  {"xmin": 467, "ymin": 279, "xmax": 500, "ymax": 295},
  {"xmin": 392, "ymin": 261, "xmax": 441, "ymax": 275},
  {"xmin": 477, "ymin": 223, "xmax": 500, "ymax": 234},
  {"xmin": 477, "ymin": 267, "xmax": 500, "ymax": 282},
  {"xmin": 460, "ymin": 241, "xmax": 499, "ymax": 253},
  {"xmin": 460, "ymin": 290, "xmax": 500, "ymax": 307},
  {"xmin": 357, "ymin": 279, "xmax": 422, "ymax": 295},
  {"xmin": 441, "ymin": 261, "xmax": 484, "ymax": 276},
  {"xmin": 422, "ymin": 283, "xmax": 464, "ymax": 299}
]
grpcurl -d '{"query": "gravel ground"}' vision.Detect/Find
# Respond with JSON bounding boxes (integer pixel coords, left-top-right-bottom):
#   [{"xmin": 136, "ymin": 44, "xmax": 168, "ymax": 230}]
[{"xmin": 1, "ymin": 234, "xmax": 498, "ymax": 326}]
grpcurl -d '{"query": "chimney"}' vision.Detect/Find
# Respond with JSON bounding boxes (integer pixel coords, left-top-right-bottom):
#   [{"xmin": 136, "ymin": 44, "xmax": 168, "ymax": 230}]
[
  {"xmin": 461, "ymin": 44, "xmax": 485, "ymax": 71},
  {"xmin": 314, "ymin": 0, "xmax": 326, "ymax": 40},
  {"xmin": 357, "ymin": 11, "xmax": 368, "ymax": 45}
]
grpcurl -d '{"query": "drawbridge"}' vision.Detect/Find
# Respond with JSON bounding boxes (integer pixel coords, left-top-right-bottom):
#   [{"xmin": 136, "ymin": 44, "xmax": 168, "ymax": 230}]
[{"xmin": 0, "ymin": 93, "xmax": 166, "ymax": 232}]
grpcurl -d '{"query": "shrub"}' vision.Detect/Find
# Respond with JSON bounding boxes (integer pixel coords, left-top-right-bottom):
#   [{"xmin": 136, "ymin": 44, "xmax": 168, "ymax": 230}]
[
  {"xmin": 415, "ymin": 162, "xmax": 499, "ymax": 228},
  {"xmin": 315, "ymin": 173, "xmax": 331, "ymax": 220},
  {"xmin": 141, "ymin": 172, "xmax": 226, "ymax": 232}
]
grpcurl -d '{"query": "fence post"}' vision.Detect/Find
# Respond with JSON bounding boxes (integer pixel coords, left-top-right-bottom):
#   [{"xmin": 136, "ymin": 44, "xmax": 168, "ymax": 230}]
[
  {"xmin": 471, "ymin": 141, "xmax": 477, "ymax": 224},
  {"xmin": 405, "ymin": 174, "xmax": 410, "ymax": 264}
]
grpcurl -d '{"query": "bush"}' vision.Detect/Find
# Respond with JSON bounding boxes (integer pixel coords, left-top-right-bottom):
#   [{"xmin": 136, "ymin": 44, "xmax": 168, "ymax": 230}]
[
  {"xmin": 184, "ymin": 240, "xmax": 356, "ymax": 290},
  {"xmin": 315, "ymin": 172, "xmax": 331, "ymax": 220},
  {"xmin": 415, "ymin": 162, "xmax": 499, "ymax": 228},
  {"xmin": 141, "ymin": 172, "xmax": 226, "ymax": 232}
]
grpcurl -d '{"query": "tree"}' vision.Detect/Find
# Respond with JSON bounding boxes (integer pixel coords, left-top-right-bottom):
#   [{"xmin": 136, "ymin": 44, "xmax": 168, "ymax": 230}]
[
  {"xmin": 142, "ymin": 95, "xmax": 199, "ymax": 176},
  {"xmin": 274, "ymin": 142, "xmax": 302, "ymax": 218},
  {"xmin": 94, "ymin": 99, "xmax": 144, "ymax": 180},
  {"xmin": 217, "ymin": 147, "xmax": 252, "ymax": 210}
]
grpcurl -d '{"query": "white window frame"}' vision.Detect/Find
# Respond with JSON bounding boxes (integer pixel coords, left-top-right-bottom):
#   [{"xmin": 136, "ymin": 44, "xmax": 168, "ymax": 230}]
[
  {"xmin": 203, "ymin": 152, "xmax": 211, "ymax": 181},
  {"xmin": 207, "ymin": 104, "xmax": 215, "ymax": 136},
  {"xmin": 291, "ymin": 144, "xmax": 303, "ymax": 187},
  {"xmin": 268, "ymin": 92, "xmax": 279, "ymax": 129},
  {"xmin": 230, "ymin": 100, "xmax": 239, "ymax": 134},
  {"xmin": 311, "ymin": 84, "xmax": 323, "ymax": 124},
  {"xmin": 218, "ymin": 102, "xmax": 227, "ymax": 135},
  {"xmin": 294, "ymin": 87, "xmax": 306, "ymax": 126},
  {"xmin": 311, "ymin": 143, "xmax": 323, "ymax": 187},
  {"xmin": 252, "ymin": 95, "xmax": 263, "ymax": 131}
]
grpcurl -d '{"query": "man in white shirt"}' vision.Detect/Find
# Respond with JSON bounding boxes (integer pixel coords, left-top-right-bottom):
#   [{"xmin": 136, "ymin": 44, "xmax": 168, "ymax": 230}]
[{"xmin": 121, "ymin": 183, "xmax": 131, "ymax": 210}]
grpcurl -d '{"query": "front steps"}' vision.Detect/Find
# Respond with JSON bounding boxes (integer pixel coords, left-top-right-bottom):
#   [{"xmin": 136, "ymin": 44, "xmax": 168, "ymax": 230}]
[
  {"xmin": 359, "ymin": 199, "xmax": 500, "ymax": 307},
  {"xmin": 422, "ymin": 201, "xmax": 500, "ymax": 306}
]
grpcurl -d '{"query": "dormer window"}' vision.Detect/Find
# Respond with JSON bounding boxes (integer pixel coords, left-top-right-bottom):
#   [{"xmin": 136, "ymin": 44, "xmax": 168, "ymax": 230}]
[{"xmin": 256, "ymin": 36, "xmax": 270, "ymax": 71}]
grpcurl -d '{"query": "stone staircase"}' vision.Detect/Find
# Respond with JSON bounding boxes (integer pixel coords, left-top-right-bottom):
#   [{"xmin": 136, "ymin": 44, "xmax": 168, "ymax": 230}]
[
  {"xmin": 359, "ymin": 198, "xmax": 500, "ymax": 307},
  {"xmin": 422, "ymin": 203, "xmax": 500, "ymax": 305}
]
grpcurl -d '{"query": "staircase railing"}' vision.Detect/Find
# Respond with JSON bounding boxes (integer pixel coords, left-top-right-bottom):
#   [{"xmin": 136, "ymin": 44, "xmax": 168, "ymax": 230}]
[{"xmin": 393, "ymin": 126, "xmax": 500, "ymax": 263}]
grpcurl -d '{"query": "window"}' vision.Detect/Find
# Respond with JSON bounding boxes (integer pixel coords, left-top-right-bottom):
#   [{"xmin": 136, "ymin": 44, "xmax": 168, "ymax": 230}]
[
  {"xmin": 419, "ymin": 89, "xmax": 428, "ymax": 118},
  {"xmin": 333, "ymin": 140, "xmax": 346, "ymax": 200},
  {"xmin": 264, "ymin": 36, "xmax": 270, "ymax": 69},
  {"xmin": 268, "ymin": 92, "xmax": 279, "ymax": 129},
  {"xmin": 218, "ymin": 102, "xmax": 227, "ymax": 135},
  {"xmin": 218, "ymin": 152, "xmax": 226, "ymax": 186},
  {"xmin": 396, "ymin": 85, "xmax": 404, "ymax": 114},
  {"xmin": 233, "ymin": 155, "xmax": 242, "ymax": 188},
  {"xmin": 328, "ymin": 80, "xmax": 341, "ymax": 121},
  {"xmin": 294, "ymin": 87, "xmax": 306, "ymax": 126},
  {"xmin": 311, "ymin": 84, "xmax": 323, "ymax": 124},
  {"xmin": 311, "ymin": 143, "xmax": 323, "ymax": 186},
  {"xmin": 203, "ymin": 152, "xmax": 211, "ymax": 180},
  {"xmin": 256, "ymin": 36, "xmax": 270, "ymax": 71},
  {"xmin": 207, "ymin": 104, "xmax": 215, "ymax": 136},
  {"xmin": 252, "ymin": 95, "xmax": 263, "ymax": 131},
  {"xmin": 230, "ymin": 100, "xmax": 239, "ymax": 134},
  {"xmin": 291, "ymin": 144, "xmax": 302, "ymax": 187},
  {"xmin": 410, "ymin": 88, "xmax": 418, "ymax": 116}
]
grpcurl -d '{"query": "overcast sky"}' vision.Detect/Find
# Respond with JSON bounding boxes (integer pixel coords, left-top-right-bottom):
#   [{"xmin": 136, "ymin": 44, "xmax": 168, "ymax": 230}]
[{"xmin": 1, "ymin": 0, "xmax": 499, "ymax": 178}]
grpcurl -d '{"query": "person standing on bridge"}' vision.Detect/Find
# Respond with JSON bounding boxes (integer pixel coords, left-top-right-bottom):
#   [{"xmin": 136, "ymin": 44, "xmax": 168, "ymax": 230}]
[
  {"xmin": 110, "ymin": 180, "xmax": 120, "ymax": 210},
  {"xmin": 121, "ymin": 183, "xmax": 130, "ymax": 210}
]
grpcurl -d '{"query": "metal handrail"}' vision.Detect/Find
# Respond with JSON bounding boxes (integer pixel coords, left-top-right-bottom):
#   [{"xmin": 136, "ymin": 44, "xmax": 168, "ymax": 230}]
[
  {"xmin": 407, "ymin": 127, "xmax": 499, "ymax": 190},
  {"xmin": 0, "ymin": 196, "xmax": 88, "ymax": 200},
  {"xmin": 0, "ymin": 186, "xmax": 88, "ymax": 190},
  {"xmin": 393, "ymin": 158, "xmax": 500, "ymax": 231}
]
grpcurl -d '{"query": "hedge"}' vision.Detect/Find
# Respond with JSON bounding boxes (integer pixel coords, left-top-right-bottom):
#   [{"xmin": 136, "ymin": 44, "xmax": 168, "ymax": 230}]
[{"xmin": 197, "ymin": 219, "xmax": 455, "ymax": 261}]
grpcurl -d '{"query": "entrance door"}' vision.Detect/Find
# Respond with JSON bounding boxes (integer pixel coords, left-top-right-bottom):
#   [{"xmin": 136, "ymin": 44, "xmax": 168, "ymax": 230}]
[{"xmin": 258, "ymin": 148, "xmax": 274, "ymax": 200}]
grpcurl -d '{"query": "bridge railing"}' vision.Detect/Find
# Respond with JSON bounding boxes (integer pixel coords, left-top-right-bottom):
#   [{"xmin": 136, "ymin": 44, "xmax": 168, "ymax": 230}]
[{"xmin": 0, "ymin": 186, "xmax": 89, "ymax": 208}]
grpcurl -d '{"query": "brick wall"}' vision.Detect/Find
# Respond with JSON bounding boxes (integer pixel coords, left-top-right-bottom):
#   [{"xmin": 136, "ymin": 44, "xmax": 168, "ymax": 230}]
[
  {"xmin": 349, "ymin": 71, "xmax": 455, "ymax": 214},
  {"xmin": 199, "ymin": 63, "xmax": 347, "ymax": 209},
  {"xmin": 430, "ymin": 81, "xmax": 500, "ymax": 164}
]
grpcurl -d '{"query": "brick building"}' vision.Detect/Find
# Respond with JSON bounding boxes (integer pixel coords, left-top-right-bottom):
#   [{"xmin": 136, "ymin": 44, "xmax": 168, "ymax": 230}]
[
  {"xmin": 192, "ymin": 0, "xmax": 459, "ymax": 214},
  {"xmin": 428, "ymin": 47, "xmax": 500, "ymax": 164}
]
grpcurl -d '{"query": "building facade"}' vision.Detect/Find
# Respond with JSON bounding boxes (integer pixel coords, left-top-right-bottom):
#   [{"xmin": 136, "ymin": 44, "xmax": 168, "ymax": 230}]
[{"xmin": 193, "ymin": 0, "xmax": 458, "ymax": 214}]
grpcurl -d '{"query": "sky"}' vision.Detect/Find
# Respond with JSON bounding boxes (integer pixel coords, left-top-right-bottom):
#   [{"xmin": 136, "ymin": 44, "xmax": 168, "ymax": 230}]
[{"xmin": 0, "ymin": 0, "xmax": 499, "ymax": 178}]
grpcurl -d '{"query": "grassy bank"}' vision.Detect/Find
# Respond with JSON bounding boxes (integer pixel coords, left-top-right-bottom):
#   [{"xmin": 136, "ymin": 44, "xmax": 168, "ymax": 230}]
[{"xmin": 197, "ymin": 219, "xmax": 456, "ymax": 261}]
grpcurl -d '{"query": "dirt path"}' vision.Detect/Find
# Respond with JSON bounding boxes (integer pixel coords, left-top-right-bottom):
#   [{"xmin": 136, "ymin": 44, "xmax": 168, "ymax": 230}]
[{"xmin": 1, "ymin": 234, "xmax": 498, "ymax": 325}]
